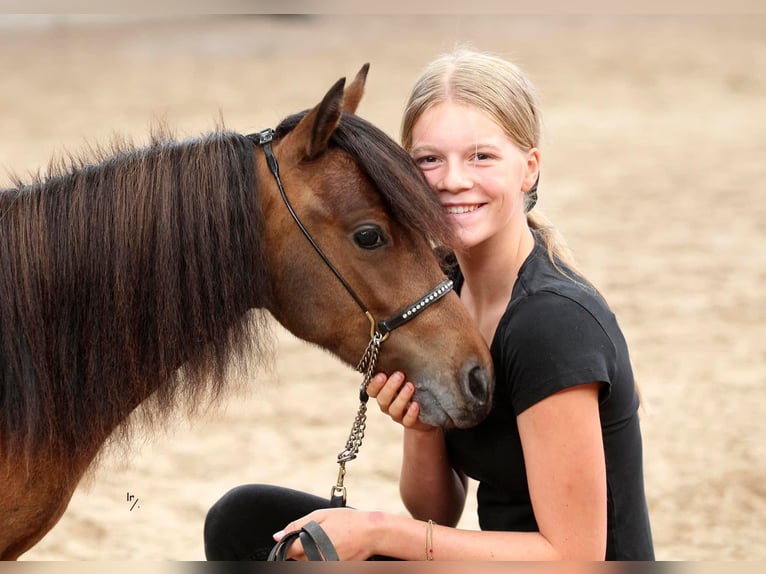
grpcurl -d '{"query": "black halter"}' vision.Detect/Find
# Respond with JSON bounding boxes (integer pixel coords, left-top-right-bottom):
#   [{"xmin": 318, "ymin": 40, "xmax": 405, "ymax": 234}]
[
  {"xmin": 248, "ymin": 128, "xmax": 453, "ymax": 341},
  {"xmin": 249, "ymin": 127, "xmax": 455, "ymax": 505}
]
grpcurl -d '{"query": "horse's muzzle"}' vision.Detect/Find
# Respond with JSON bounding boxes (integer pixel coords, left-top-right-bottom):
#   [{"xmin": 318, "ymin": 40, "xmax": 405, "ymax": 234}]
[{"xmin": 415, "ymin": 360, "xmax": 494, "ymax": 430}]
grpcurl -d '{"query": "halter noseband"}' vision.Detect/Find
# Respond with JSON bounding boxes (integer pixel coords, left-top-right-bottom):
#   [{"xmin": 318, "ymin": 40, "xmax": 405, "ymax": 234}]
[
  {"xmin": 248, "ymin": 127, "xmax": 454, "ymax": 506},
  {"xmin": 248, "ymin": 128, "xmax": 453, "ymax": 341}
]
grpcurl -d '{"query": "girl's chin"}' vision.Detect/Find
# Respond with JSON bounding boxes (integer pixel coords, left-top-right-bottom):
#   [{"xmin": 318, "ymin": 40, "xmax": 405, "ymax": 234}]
[{"xmin": 452, "ymin": 230, "xmax": 487, "ymax": 252}]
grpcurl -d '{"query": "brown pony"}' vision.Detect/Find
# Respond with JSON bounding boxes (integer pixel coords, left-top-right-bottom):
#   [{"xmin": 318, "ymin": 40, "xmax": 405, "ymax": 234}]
[{"xmin": 0, "ymin": 66, "xmax": 493, "ymax": 559}]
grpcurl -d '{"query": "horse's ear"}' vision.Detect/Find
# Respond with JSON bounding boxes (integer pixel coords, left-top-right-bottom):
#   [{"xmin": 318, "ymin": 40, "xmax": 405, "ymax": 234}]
[
  {"xmin": 285, "ymin": 64, "xmax": 368, "ymax": 161},
  {"xmin": 288, "ymin": 76, "xmax": 345, "ymax": 161},
  {"xmin": 343, "ymin": 63, "xmax": 369, "ymax": 115}
]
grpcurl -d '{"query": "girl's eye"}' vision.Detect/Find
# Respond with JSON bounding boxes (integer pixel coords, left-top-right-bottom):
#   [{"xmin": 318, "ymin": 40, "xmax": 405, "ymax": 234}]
[
  {"xmin": 472, "ymin": 152, "xmax": 492, "ymax": 162},
  {"xmin": 415, "ymin": 155, "xmax": 439, "ymax": 165},
  {"xmin": 353, "ymin": 225, "xmax": 386, "ymax": 250}
]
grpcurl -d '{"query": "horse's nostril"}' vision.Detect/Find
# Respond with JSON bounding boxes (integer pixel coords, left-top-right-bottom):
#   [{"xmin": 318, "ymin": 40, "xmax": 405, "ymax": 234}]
[{"xmin": 467, "ymin": 365, "xmax": 491, "ymax": 404}]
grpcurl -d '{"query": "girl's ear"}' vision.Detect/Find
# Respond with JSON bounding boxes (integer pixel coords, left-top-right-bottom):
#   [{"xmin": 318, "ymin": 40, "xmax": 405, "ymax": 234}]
[{"xmin": 523, "ymin": 148, "xmax": 541, "ymax": 192}]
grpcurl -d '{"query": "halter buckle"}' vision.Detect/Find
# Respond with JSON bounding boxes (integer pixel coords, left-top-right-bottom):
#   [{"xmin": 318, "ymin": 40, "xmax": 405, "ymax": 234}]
[
  {"xmin": 250, "ymin": 128, "xmax": 274, "ymax": 145},
  {"xmin": 364, "ymin": 311, "xmax": 390, "ymax": 342}
]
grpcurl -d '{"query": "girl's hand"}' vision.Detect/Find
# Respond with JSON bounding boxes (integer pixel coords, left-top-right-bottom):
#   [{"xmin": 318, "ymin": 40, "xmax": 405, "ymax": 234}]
[
  {"xmin": 366, "ymin": 371, "xmax": 439, "ymax": 432},
  {"xmin": 272, "ymin": 508, "xmax": 382, "ymax": 561}
]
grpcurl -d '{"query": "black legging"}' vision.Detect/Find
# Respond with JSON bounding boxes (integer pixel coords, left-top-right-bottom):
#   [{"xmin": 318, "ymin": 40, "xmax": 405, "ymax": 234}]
[{"xmin": 204, "ymin": 484, "xmax": 336, "ymax": 560}]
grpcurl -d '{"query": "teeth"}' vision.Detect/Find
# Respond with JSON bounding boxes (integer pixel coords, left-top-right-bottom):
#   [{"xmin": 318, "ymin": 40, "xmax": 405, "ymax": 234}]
[{"xmin": 445, "ymin": 204, "xmax": 480, "ymax": 215}]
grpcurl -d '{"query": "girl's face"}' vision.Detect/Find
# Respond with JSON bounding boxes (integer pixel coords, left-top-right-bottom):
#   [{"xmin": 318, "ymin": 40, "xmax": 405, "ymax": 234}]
[{"xmin": 409, "ymin": 101, "xmax": 539, "ymax": 251}]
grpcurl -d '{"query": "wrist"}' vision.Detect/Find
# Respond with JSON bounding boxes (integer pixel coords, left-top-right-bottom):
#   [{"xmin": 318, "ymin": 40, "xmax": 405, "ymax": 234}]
[
  {"xmin": 365, "ymin": 511, "xmax": 436, "ymax": 561},
  {"xmin": 404, "ymin": 425, "xmax": 442, "ymax": 441},
  {"xmin": 364, "ymin": 511, "xmax": 388, "ymax": 557},
  {"xmin": 403, "ymin": 426, "xmax": 444, "ymax": 457}
]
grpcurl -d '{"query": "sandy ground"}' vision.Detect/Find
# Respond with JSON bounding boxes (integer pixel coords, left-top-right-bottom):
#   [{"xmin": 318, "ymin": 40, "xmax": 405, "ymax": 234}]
[{"xmin": 1, "ymin": 14, "xmax": 764, "ymax": 561}]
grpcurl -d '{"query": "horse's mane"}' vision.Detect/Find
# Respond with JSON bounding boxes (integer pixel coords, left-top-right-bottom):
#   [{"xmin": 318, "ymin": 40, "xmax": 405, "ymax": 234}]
[
  {"xmin": 0, "ymin": 112, "xmax": 452, "ymax": 474},
  {"xmin": 0, "ymin": 128, "xmax": 271, "ymax": 472}
]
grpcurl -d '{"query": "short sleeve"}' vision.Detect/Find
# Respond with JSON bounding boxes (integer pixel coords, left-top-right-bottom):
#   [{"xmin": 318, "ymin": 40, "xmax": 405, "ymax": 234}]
[{"xmin": 495, "ymin": 291, "xmax": 617, "ymax": 415}]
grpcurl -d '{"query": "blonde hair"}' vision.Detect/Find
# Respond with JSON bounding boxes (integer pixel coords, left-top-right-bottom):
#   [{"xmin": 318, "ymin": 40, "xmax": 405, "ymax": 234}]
[
  {"xmin": 401, "ymin": 47, "xmax": 578, "ymax": 274},
  {"xmin": 401, "ymin": 49, "xmax": 641, "ymax": 402}
]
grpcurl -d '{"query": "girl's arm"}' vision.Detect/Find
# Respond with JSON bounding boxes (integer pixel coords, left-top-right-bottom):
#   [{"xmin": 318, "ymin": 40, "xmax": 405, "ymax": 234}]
[
  {"xmin": 514, "ymin": 381, "xmax": 607, "ymax": 560},
  {"xmin": 399, "ymin": 426, "xmax": 468, "ymax": 526},
  {"xmin": 277, "ymin": 381, "xmax": 607, "ymax": 560},
  {"xmin": 368, "ymin": 371, "xmax": 468, "ymax": 526}
]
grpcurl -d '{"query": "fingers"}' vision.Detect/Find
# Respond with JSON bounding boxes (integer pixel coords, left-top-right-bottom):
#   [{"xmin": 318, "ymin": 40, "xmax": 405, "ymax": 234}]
[
  {"xmin": 274, "ymin": 510, "xmax": 322, "ymax": 560},
  {"xmin": 365, "ymin": 372, "xmax": 388, "ymax": 399},
  {"xmin": 367, "ymin": 371, "xmax": 419, "ymax": 425},
  {"xmin": 272, "ymin": 527, "xmax": 306, "ymax": 560},
  {"xmin": 401, "ymin": 399, "xmax": 422, "ymax": 428},
  {"xmin": 274, "ymin": 509, "xmax": 348, "ymax": 561},
  {"xmin": 370, "ymin": 371, "xmax": 407, "ymax": 414},
  {"xmin": 390, "ymin": 381, "xmax": 417, "ymax": 422}
]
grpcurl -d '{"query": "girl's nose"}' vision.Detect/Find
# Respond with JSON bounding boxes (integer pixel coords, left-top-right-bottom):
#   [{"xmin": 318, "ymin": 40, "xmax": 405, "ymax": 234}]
[{"xmin": 438, "ymin": 161, "xmax": 473, "ymax": 193}]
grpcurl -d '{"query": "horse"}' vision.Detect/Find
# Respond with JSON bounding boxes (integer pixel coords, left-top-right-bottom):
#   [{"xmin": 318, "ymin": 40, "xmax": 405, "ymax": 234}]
[{"xmin": 0, "ymin": 65, "xmax": 494, "ymax": 559}]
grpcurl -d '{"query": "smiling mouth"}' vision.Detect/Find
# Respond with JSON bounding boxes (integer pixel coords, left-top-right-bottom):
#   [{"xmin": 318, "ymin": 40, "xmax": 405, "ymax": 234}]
[{"xmin": 444, "ymin": 204, "xmax": 482, "ymax": 215}]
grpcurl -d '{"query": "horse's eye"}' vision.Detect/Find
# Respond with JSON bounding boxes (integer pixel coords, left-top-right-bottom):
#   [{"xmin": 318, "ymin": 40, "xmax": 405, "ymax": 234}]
[{"xmin": 353, "ymin": 225, "xmax": 386, "ymax": 249}]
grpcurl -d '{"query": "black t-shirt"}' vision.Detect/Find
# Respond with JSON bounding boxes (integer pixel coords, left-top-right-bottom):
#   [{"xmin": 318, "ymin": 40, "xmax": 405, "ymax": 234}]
[{"xmin": 443, "ymin": 236, "xmax": 654, "ymax": 560}]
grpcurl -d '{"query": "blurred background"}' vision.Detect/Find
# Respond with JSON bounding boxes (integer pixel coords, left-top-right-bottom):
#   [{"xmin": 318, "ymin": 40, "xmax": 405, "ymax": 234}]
[{"xmin": 1, "ymin": 13, "xmax": 764, "ymax": 560}]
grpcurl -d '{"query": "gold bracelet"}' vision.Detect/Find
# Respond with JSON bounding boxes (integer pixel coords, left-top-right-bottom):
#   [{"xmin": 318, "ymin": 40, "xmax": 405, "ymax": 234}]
[{"xmin": 425, "ymin": 519, "xmax": 435, "ymax": 561}]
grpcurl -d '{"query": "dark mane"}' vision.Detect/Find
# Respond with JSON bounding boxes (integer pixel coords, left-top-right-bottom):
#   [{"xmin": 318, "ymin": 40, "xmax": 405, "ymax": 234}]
[
  {"xmin": 0, "ymin": 112, "xmax": 452, "ymax": 475},
  {"xmin": 0, "ymin": 130, "xmax": 271, "ymax": 473},
  {"xmin": 275, "ymin": 112, "xmax": 455, "ymax": 249}
]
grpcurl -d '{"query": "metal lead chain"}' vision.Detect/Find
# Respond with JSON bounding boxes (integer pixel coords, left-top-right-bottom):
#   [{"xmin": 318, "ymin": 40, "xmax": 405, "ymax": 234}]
[
  {"xmin": 336, "ymin": 400, "xmax": 369, "ymax": 465},
  {"xmin": 331, "ymin": 331, "xmax": 386, "ymax": 504},
  {"xmin": 337, "ymin": 331, "xmax": 384, "ymax": 463},
  {"xmin": 356, "ymin": 331, "xmax": 385, "ymax": 399}
]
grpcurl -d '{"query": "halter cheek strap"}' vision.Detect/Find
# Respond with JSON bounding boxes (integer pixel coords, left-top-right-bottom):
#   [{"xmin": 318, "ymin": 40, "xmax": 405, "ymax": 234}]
[
  {"xmin": 248, "ymin": 128, "xmax": 453, "ymax": 339},
  {"xmin": 248, "ymin": 127, "xmax": 454, "ymax": 507},
  {"xmin": 251, "ymin": 128, "xmax": 370, "ymax": 313}
]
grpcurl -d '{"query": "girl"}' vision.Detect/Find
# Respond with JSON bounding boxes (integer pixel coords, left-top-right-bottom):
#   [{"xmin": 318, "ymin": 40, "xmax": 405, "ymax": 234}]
[{"xmin": 204, "ymin": 48, "xmax": 654, "ymax": 561}]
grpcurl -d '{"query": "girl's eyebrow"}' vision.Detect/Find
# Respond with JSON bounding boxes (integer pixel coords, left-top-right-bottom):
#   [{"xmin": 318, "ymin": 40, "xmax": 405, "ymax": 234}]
[
  {"xmin": 409, "ymin": 144, "xmax": 440, "ymax": 155},
  {"xmin": 471, "ymin": 143, "xmax": 504, "ymax": 153},
  {"xmin": 410, "ymin": 142, "xmax": 505, "ymax": 155}
]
